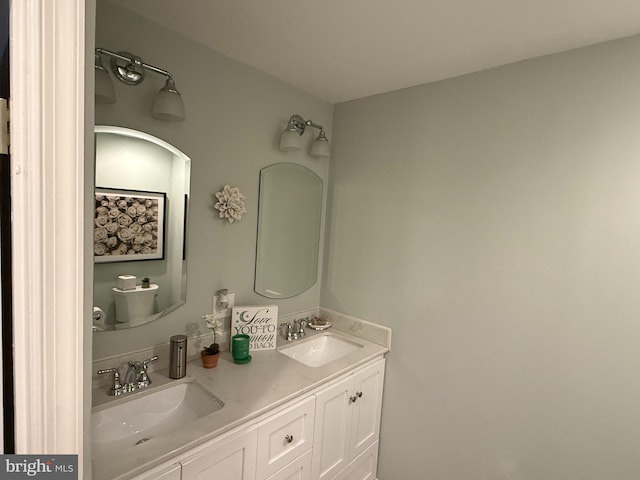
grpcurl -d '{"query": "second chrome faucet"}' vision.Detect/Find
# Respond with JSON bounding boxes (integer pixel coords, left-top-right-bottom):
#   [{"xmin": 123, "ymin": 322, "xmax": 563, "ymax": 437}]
[{"xmin": 280, "ymin": 318, "xmax": 308, "ymax": 341}]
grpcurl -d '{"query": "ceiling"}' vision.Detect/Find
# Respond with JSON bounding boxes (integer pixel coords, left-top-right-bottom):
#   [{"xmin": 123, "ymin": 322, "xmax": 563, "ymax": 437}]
[{"xmin": 108, "ymin": 0, "xmax": 640, "ymax": 104}]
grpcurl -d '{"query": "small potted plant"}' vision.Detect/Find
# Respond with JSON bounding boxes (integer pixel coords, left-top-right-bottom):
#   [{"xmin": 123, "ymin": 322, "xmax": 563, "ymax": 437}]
[{"xmin": 201, "ymin": 313, "xmax": 222, "ymax": 368}]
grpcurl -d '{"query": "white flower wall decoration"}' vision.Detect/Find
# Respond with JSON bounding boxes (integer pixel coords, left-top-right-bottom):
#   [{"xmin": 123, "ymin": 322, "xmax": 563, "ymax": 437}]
[{"xmin": 214, "ymin": 185, "xmax": 247, "ymax": 223}]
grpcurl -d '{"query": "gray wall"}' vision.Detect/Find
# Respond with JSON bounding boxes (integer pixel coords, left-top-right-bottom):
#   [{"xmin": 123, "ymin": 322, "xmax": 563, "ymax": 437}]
[
  {"xmin": 323, "ymin": 35, "xmax": 640, "ymax": 479},
  {"xmin": 93, "ymin": 1, "xmax": 332, "ymax": 360}
]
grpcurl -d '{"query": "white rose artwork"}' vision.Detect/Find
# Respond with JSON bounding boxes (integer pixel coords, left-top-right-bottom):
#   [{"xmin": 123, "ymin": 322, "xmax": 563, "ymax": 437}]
[
  {"xmin": 94, "ymin": 188, "xmax": 166, "ymax": 263},
  {"xmin": 214, "ymin": 185, "xmax": 247, "ymax": 223}
]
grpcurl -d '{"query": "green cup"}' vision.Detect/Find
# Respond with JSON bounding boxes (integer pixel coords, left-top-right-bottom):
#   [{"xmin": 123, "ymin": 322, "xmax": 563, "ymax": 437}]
[{"xmin": 231, "ymin": 334, "xmax": 250, "ymax": 362}]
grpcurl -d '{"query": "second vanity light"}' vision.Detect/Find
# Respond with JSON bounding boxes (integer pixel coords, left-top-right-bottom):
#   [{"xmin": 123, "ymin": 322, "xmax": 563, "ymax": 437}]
[
  {"xmin": 95, "ymin": 48, "xmax": 186, "ymax": 121},
  {"xmin": 280, "ymin": 114, "xmax": 331, "ymax": 158}
]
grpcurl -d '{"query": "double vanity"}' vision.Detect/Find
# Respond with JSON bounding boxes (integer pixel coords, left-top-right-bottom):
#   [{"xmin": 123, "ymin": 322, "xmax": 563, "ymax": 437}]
[
  {"xmin": 90, "ymin": 123, "xmax": 381, "ymax": 480},
  {"xmin": 92, "ymin": 316, "xmax": 390, "ymax": 480}
]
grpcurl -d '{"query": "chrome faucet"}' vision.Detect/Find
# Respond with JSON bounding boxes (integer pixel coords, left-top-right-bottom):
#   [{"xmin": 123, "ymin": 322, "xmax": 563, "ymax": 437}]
[
  {"xmin": 280, "ymin": 318, "xmax": 308, "ymax": 341},
  {"xmin": 97, "ymin": 355, "xmax": 158, "ymax": 396},
  {"xmin": 125, "ymin": 355, "xmax": 158, "ymax": 389},
  {"xmin": 123, "ymin": 362, "xmax": 139, "ymax": 386},
  {"xmin": 281, "ymin": 322, "xmax": 295, "ymax": 341},
  {"xmin": 293, "ymin": 318, "xmax": 307, "ymax": 338}
]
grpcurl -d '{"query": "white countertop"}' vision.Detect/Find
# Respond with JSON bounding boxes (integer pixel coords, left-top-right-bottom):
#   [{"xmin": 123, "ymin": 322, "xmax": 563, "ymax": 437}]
[{"xmin": 91, "ymin": 327, "xmax": 389, "ymax": 480}]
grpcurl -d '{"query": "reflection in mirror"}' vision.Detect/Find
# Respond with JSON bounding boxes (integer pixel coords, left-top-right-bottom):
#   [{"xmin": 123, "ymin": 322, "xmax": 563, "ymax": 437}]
[
  {"xmin": 93, "ymin": 126, "xmax": 191, "ymax": 330},
  {"xmin": 255, "ymin": 163, "xmax": 323, "ymax": 299}
]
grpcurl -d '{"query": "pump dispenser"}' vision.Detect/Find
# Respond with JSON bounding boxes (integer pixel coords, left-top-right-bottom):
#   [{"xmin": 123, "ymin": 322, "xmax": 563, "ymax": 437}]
[{"xmin": 169, "ymin": 335, "xmax": 187, "ymax": 379}]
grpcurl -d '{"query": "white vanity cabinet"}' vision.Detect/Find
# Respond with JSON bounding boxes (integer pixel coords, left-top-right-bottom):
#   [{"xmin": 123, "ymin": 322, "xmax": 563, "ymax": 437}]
[
  {"xmin": 130, "ymin": 462, "xmax": 182, "ymax": 480},
  {"xmin": 330, "ymin": 441, "xmax": 378, "ymax": 480},
  {"xmin": 266, "ymin": 450, "xmax": 312, "ymax": 480},
  {"xmin": 256, "ymin": 396, "xmax": 315, "ymax": 480},
  {"xmin": 127, "ymin": 356, "xmax": 386, "ymax": 480},
  {"xmin": 311, "ymin": 358, "xmax": 385, "ymax": 480},
  {"xmin": 179, "ymin": 395, "xmax": 315, "ymax": 480},
  {"xmin": 181, "ymin": 428, "xmax": 258, "ymax": 480}
]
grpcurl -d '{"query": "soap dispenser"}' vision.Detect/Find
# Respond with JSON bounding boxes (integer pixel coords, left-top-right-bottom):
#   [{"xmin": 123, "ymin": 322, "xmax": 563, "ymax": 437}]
[{"xmin": 169, "ymin": 335, "xmax": 187, "ymax": 379}]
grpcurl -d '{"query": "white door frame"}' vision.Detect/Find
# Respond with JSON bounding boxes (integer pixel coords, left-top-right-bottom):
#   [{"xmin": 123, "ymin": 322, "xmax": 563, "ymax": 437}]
[{"xmin": 10, "ymin": 0, "xmax": 89, "ymax": 471}]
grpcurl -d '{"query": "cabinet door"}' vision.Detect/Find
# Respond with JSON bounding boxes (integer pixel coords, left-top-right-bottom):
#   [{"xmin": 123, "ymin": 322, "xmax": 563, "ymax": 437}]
[
  {"xmin": 181, "ymin": 428, "xmax": 258, "ymax": 480},
  {"xmin": 266, "ymin": 449, "xmax": 312, "ymax": 480},
  {"xmin": 349, "ymin": 358, "xmax": 385, "ymax": 459},
  {"xmin": 257, "ymin": 396, "xmax": 315, "ymax": 480},
  {"xmin": 131, "ymin": 462, "xmax": 181, "ymax": 480},
  {"xmin": 311, "ymin": 374, "xmax": 353, "ymax": 480},
  {"xmin": 330, "ymin": 441, "xmax": 378, "ymax": 480}
]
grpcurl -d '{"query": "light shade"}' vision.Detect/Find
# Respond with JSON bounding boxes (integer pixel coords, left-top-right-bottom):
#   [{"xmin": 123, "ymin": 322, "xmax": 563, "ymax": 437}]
[
  {"xmin": 152, "ymin": 78, "xmax": 185, "ymax": 121},
  {"xmin": 95, "ymin": 55, "xmax": 115, "ymax": 104},
  {"xmin": 310, "ymin": 130, "xmax": 331, "ymax": 157},
  {"xmin": 280, "ymin": 128, "xmax": 302, "ymax": 151}
]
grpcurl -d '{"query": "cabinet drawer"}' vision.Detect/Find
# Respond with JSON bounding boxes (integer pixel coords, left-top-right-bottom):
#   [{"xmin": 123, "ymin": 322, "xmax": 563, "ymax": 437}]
[
  {"xmin": 256, "ymin": 396, "xmax": 315, "ymax": 480},
  {"xmin": 266, "ymin": 449, "xmax": 312, "ymax": 480}
]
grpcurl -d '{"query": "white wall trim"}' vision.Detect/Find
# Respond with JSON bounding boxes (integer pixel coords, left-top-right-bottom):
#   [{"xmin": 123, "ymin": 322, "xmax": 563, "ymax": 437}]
[{"xmin": 10, "ymin": 0, "xmax": 85, "ymax": 463}]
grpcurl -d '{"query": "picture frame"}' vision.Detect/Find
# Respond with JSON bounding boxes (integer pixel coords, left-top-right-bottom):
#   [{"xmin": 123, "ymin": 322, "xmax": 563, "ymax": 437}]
[{"xmin": 94, "ymin": 187, "xmax": 166, "ymax": 263}]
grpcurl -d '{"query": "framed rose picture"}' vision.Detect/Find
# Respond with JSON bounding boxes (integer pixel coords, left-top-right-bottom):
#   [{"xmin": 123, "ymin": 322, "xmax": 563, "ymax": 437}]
[{"xmin": 94, "ymin": 187, "xmax": 166, "ymax": 263}]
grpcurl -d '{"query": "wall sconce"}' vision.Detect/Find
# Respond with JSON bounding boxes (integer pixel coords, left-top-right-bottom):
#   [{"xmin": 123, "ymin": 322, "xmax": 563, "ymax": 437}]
[
  {"xmin": 280, "ymin": 114, "xmax": 330, "ymax": 158},
  {"xmin": 94, "ymin": 48, "xmax": 186, "ymax": 121}
]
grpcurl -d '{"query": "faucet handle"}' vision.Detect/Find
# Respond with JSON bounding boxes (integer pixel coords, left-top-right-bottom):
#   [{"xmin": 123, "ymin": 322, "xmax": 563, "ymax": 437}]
[
  {"xmin": 139, "ymin": 355, "xmax": 159, "ymax": 386},
  {"xmin": 97, "ymin": 367, "xmax": 123, "ymax": 395},
  {"xmin": 143, "ymin": 355, "xmax": 159, "ymax": 368}
]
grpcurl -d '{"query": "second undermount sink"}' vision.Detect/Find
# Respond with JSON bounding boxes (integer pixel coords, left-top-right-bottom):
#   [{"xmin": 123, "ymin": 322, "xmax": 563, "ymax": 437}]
[
  {"xmin": 279, "ymin": 332, "xmax": 364, "ymax": 367},
  {"xmin": 92, "ymin": 380, "xmax": 223, "ymax": 460}
]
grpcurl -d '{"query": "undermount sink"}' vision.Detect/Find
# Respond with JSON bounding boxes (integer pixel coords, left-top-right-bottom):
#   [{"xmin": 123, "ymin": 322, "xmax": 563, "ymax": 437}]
[
  {"xmin": 92, "ymin": 380, "xmax": 223, "ymax": 460},
  {"xmin": 279, "ymin": 332, "xmax": 364, "ymax": 367}
]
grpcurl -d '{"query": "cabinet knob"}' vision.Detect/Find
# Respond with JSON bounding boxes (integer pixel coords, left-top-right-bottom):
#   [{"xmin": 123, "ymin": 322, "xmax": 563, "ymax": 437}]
[{"xmin": 285, "ymin": 434, "xmax": 294, "ymax": 443}]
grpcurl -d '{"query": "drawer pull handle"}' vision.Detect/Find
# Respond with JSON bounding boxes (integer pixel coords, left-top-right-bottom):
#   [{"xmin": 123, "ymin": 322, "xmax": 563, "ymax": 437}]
[
  {"xmin": 285, "ymin": 434, "xmax": 294, "ymax": 443},
  {"xmin": 349, "ymin": 395, "xmax": 358, "ymax": 404},
  {"xmin": 357, "ymin": 391, "xmax": 363, "ymax": 398}
]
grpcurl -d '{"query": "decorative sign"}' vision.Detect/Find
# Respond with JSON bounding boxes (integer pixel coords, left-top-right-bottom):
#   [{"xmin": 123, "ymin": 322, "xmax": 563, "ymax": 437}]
[{"xmin": 232, "ymin": 305, "xmax": 278, "ymax": 351}]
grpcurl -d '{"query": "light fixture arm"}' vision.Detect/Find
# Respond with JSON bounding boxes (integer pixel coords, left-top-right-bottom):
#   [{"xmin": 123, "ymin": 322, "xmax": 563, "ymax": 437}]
[
  {"xmin": 287, "ymin": 114, "xmax": 326, "ymax": 136},
  {"xmin": 96, "ymin": 48, "xmax": 173, "ymax": 83}
]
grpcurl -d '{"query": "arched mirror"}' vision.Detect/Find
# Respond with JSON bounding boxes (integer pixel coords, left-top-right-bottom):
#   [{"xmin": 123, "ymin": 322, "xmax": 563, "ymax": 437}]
[
  {"xmin": 255, "ymin": 163, "xmax": 323, "ymax": 298},
  {"xmin": 93, "ymin": 126, "xmax": 190, "ymax": 330}
]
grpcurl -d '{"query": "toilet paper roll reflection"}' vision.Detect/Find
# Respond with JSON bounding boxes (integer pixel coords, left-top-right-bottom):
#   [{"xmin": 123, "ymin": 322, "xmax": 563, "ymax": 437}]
[{"xmin": 93, "ymin": 306, "xmax": 106, "ymax": 326}]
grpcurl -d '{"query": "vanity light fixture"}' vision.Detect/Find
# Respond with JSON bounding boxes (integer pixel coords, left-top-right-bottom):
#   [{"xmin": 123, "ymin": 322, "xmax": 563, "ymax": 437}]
[
  {"xmin": 280, "ymin": 114, "xmax": 330, "ymax": 158},
  {"xmin": 94, "ymin": 48, "xmax": 186, "ymax": 121}
]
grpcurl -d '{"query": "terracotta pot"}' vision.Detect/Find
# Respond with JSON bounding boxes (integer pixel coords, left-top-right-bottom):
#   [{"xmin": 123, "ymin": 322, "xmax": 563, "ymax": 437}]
[{"xmin": 201, "ymin": 351, "xmax": 220, "ymax": 368}]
